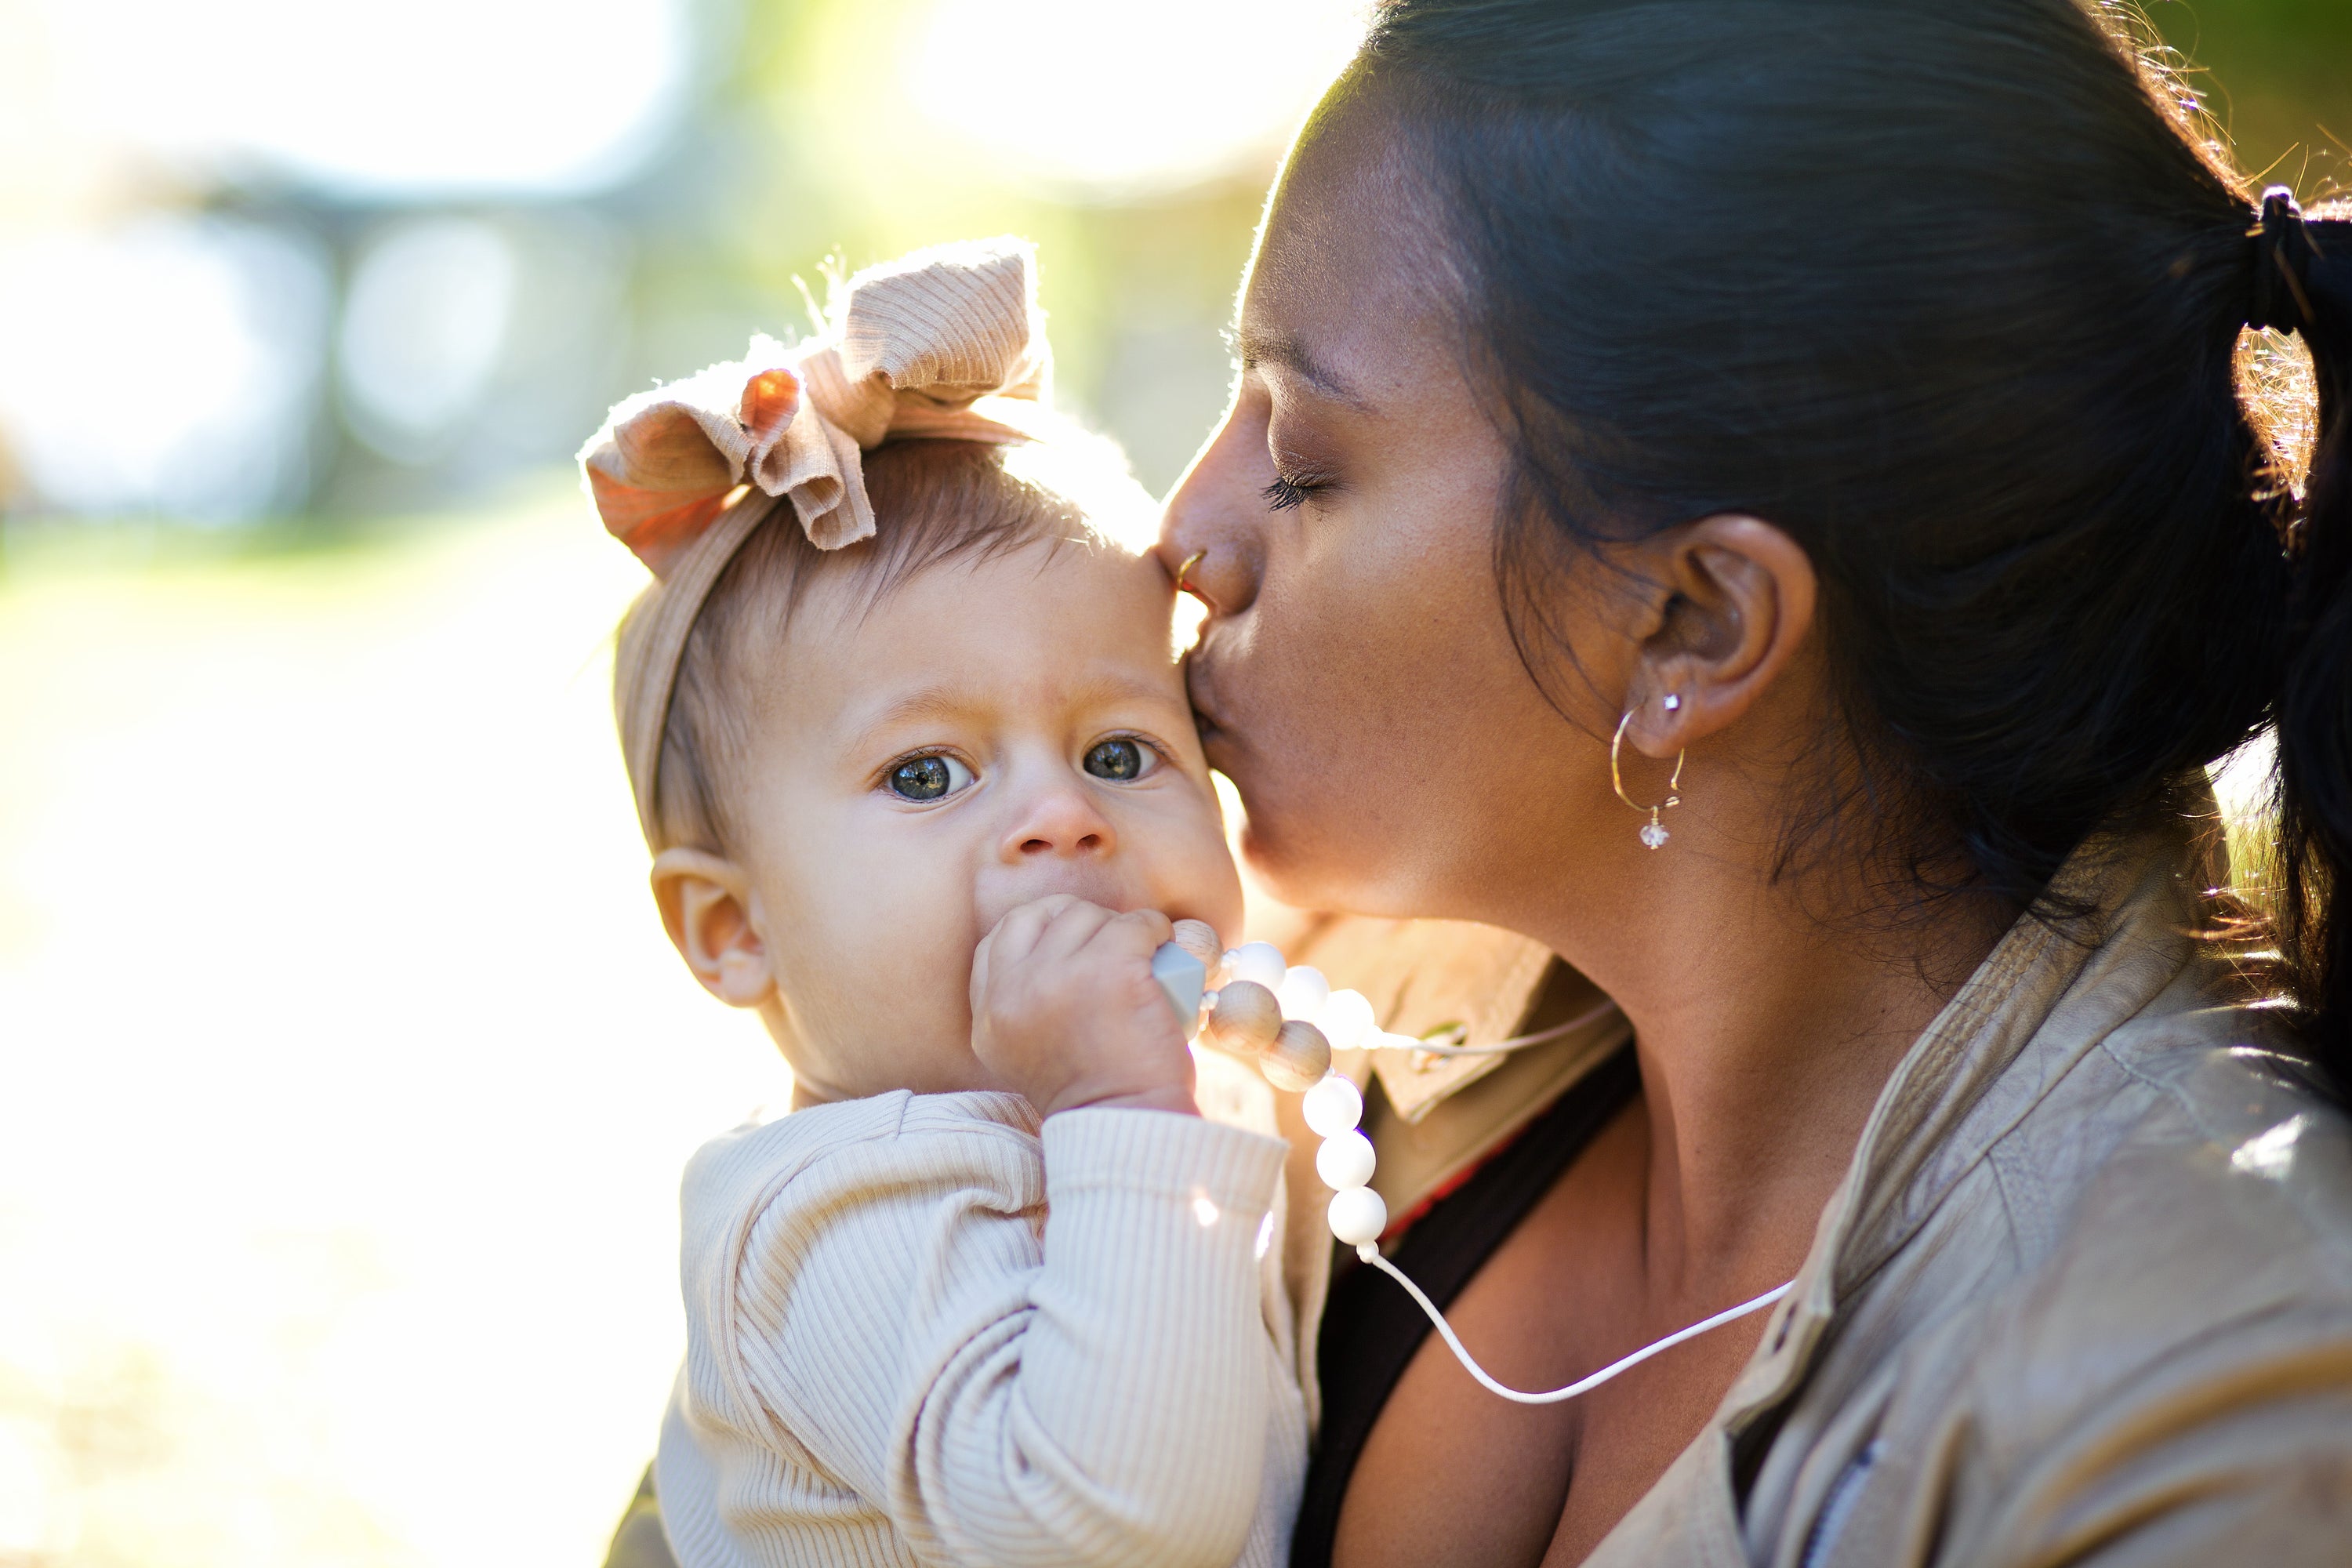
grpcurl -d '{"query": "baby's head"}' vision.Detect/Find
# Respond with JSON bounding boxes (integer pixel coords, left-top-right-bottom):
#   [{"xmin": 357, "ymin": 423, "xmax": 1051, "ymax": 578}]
[{"xmin": 583, "ymin": 242, "xmax": 1239, "ymax": 1104}]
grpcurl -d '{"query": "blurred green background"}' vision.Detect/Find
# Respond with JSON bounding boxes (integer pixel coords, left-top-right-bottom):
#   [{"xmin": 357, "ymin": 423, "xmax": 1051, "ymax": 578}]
[{"xmin": 0, "ymin": 3, "xmax": 2343, "ymax": 1566}]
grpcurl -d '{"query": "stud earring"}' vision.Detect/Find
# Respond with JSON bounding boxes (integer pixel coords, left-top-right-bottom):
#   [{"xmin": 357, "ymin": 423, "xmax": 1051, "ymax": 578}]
[{"xmin": 1611, "ymin": 700, "xmax": 1687, "ymax": 849}]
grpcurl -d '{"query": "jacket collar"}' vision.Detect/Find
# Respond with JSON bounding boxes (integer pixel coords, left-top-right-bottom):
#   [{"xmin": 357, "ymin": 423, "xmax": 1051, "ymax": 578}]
[{"xmin": 1724, "ymin": 788, "xmax": 2236, "ymax": 1428}]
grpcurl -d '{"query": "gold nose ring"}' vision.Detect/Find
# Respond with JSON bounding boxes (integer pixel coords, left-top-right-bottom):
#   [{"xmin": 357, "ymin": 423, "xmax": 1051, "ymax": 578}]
[{"xmin": 1175, "ymin": 550, "xmax": 1207, "ymax": 593}]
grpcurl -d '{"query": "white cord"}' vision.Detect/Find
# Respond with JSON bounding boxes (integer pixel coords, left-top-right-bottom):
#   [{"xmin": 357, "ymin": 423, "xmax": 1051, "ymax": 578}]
[
  {"xmin": 1363, "ymin": 1250, "xmax": 1794, "ymax": 1405},
  {"xmin": 1392, "ymin": 999, "xmax": 1622, "ymax": 1058}
]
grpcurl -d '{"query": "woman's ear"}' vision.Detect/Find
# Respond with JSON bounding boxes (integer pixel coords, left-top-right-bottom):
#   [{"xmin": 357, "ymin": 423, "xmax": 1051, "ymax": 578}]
[
  {"xmin": 649, "ymin": 848, "xmax": 777, "ymax": 1009},
  {"xmin": 1623, "ymin": 514, "xmax": 1817, "ymax": 755}
]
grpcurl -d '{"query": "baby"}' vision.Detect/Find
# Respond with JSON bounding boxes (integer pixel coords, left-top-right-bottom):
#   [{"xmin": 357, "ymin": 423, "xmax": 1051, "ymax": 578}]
[{"xmin": 579, "ymin": 240, "xmax": 1308, "ymax": 1568}]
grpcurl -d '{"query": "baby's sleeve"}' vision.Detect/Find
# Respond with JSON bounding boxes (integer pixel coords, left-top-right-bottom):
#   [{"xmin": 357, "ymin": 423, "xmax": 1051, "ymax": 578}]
[{"xmin": 712, "ymin": 1101, "xmax": 1289, "ymax": 1568}]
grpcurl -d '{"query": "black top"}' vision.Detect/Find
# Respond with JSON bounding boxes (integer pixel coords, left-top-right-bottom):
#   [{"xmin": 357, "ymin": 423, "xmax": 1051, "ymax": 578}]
[{"xmin": 1291, "ymin": 1044, "xmax": 1642, "ymax": 1568}]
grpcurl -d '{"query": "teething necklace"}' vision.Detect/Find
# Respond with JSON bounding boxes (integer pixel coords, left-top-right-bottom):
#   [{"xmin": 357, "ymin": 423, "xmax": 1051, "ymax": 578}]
[{"xmin": 1153, "ymin": 924, "xmax": 1795, "ymax": 1405}]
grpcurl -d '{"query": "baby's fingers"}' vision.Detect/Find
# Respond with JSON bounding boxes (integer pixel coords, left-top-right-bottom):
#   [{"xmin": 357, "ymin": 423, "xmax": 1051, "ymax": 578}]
[
  {"xmin": 1098, "ymin": 907, "xmax": 1174, "ymax": 960},
  {"xmin": 982, "ymin": 894, "xmax": 1086, "ymax": 971},
  {"xmin": 1029, "ymin": 897, "xmax": 1120, "ymax": 962}
]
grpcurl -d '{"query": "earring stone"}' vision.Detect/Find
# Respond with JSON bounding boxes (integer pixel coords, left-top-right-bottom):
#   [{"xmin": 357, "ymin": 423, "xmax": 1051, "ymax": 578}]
[{"xmin": 1640, "ymin": 819, "xmax": 1670, "ymax": 849}]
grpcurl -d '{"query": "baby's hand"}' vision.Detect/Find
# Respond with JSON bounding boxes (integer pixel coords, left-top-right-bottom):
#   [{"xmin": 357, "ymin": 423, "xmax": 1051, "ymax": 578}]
[{"xmin": 970, "ymin": 895, "xmax": 1195, "ymax": 1119}]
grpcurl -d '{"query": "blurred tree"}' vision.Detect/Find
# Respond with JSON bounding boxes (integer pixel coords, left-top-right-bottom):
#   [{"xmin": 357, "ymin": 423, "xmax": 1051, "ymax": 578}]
[{"xmin": 2143, "ymin": 0, "xmax": 2352, "ymax": 191}]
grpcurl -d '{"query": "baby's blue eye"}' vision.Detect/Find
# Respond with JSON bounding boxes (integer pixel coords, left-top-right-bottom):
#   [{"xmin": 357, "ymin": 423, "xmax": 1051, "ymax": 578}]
[
  {"xmin": 1084, "ymin": 739, "xmax": 1146, "ymax": 781},
  {"xmin": 888, "ymin": 754, "xmax": 972, "ymax": 801}
]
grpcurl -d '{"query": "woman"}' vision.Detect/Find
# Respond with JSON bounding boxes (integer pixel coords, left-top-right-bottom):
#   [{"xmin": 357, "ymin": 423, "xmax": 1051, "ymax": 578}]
[{"xmin": 1157, "ymin": 1, "xmax": 2352, "ymax": 1564}]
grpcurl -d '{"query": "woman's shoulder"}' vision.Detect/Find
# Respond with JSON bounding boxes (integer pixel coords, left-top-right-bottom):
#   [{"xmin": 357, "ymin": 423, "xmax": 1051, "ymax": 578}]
[
  {"xmin": 2055, "ymin": 989, "xmax": 2352, "ymax": 1252},
  {"xmin": 1915, "ymin": 1023, "xmax": 2352, "ymax": 1558},
  {"xmin": 1771, "ymin": 1004, "xmax": 2352, "ymax": 1566},
  {"xmin": 2028, "ymin": 1007, "xmax": 2352, "ymax": 1316},
  {"xmin": 1985, "ymin": 975, "xmax": 2352, "ymax": 1319}
]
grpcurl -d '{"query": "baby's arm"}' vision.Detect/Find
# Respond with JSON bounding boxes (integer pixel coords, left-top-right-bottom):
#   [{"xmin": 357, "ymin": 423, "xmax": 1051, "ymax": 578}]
[
  {"xmin": 708, "ymin": 899, "xmax": 1284, "ymax": 1568},
  {"xmin": 904, "ymin": 1107, "xmax": 1283, "ymax": 1567}
]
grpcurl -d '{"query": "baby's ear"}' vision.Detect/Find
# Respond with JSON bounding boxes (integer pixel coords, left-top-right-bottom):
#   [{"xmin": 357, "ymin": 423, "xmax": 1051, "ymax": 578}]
[{"xmin": 650, "ymin": 848, "xmax": 775, "ymax": 1009}]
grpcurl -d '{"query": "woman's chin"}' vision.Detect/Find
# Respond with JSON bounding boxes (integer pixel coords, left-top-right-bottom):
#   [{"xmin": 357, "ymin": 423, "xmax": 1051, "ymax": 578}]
[{"xmin": 1237, "ymin": 810, "xmax": 1411, "ymax": 922}]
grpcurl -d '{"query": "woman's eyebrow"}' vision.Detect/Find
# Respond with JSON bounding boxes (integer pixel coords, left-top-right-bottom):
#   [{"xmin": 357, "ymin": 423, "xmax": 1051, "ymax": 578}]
[{"xmin": 1237, "ymin": 326, "xmax": 1374, "ymax": 412}]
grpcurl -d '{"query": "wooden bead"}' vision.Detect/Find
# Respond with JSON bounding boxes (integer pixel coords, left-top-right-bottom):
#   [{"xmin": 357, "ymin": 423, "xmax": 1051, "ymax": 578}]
[
  {"xmin": 1207, "ymin": 980, "xmax": 1282, "ymax": 1055},
  {"xmin": 1170, "ymin": 918, "xmax": 1222, "ymax": 976},
  {"xmin": 1262, "ymin": 1018, "xmax": 1333, "ymax": 1091}
]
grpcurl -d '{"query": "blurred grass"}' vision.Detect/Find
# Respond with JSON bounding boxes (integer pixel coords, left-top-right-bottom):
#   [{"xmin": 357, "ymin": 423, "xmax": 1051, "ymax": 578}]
[{"xmin": 0, "ymin": 484, "xmax": 788, "ymax": 1566}]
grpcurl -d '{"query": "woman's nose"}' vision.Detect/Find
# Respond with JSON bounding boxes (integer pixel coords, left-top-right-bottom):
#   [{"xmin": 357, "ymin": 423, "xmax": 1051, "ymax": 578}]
[
  {"xmin": 1157, "ymin": 417, "xmax": 1265, "ymax": 618},
  {"xmin": 999, "ymin": 781, "xmax": 1119, "ymax": 862}
]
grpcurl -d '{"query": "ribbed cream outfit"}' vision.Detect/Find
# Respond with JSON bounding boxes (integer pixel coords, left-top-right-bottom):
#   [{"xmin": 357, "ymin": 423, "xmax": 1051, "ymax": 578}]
[{"xmin": 656, "ymin": 1091, "xmax": 1308, "ymax": 1568}]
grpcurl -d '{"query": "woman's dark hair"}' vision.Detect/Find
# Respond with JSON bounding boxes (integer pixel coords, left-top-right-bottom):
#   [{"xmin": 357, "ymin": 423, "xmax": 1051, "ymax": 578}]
[{"xmin": 1348, "ymin": 0, "xmax": 2352, "ymax": 1083}]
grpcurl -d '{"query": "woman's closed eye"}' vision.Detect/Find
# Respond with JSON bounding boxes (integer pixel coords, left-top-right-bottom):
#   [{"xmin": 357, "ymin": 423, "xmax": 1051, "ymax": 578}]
[
  {"xmin": 1083, "ymin": 735, "xmax": 1164, "ymax": 782},
  {"xmin": 884, "ymin": 752, "xmax": 975, "ymax": 803},
  {"xmin": 1261, "ymin": 471, "xmax": 1330, "ymax": 513}
]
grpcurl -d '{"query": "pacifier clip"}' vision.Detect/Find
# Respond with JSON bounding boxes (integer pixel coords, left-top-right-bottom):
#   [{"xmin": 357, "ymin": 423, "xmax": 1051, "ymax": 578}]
[{"xmin": 1153, "ymin": 924, "xmax": 1795, "ymax": 1405}]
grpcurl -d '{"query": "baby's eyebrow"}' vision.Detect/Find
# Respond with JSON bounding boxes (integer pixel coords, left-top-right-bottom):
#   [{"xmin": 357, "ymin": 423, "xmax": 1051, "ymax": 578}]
[
  {"xmin": 840, "ymin": 685, "xmax": 981, "ymax": 753},
  {"xmin": 840, "ymin": 672, "xmax": 1186, "ymax": 754}
]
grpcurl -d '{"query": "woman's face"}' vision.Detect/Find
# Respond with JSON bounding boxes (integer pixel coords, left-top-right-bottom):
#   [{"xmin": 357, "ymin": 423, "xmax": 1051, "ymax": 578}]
[{"xmin": 1160, "ymin": 113, "xmax": 1639, "ymax": 923}]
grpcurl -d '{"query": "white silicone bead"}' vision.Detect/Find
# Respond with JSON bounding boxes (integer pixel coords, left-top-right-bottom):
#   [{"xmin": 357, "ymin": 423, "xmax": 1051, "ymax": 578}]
[
  {"xmin": 1276, "ymin": 964, "xmax": 1331, "ymax": 1021},
  {"xmin": 1316, "ymin": 1130, "xmax": 1377, "ymax": 1191},
  {"xmin": 1318, "ymin": 989, "xmax": 1376, "ymax": 1054},
  {"xmin": 1225, "ymin": 942, "xmax": 1289, "ymax": 993},
  {"xmin": 1327, "ymin": 1186, "xmax": 1388, "ymax": 1247},
  {"xmin": 1301, "ymin": 1074, "xmax": 1364, "ymax": 1138}
]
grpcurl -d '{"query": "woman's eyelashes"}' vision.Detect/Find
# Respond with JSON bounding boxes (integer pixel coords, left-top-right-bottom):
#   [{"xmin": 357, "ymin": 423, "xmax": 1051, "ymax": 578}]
[
  {"xmin": 884, "ymin": 752, "xmax": 975, "ymax": 803},
  {"xmin": 1262, "ymin": 435, "xmax": 1338, "ymax": 513},
  {"xmin": 1261, "ymin": 471, "xmax": 1329, "ymax": 513}
]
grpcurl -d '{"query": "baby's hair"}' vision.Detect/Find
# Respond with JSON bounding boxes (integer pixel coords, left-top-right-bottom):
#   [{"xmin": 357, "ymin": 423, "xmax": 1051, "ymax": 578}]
[{"xmin": 653, "ymin": 420, "xmax": 1159, "ymax": 853}]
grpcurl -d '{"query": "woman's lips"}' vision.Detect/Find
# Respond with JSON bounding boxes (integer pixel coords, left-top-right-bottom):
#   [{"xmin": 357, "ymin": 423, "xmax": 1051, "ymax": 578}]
[{"xmin": 1185, "ymin": 658, "xmax": 1237, "ymax": 762}]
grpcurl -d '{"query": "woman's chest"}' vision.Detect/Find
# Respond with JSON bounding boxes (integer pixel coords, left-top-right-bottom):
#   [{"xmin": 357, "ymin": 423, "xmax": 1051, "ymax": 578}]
[{"xmin": 1328, "ymin": 1108, "xmax": 1766, "ymax": 1568}]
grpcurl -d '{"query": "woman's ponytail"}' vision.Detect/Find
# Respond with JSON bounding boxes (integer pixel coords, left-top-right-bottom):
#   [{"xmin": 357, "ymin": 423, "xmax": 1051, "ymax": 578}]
[{"xmin": 2255, "ymin": 189, "xmax": 2352, "ymax": 1084}]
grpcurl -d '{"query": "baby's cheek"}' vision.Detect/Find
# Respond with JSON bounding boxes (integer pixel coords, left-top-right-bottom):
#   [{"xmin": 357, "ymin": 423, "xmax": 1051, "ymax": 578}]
[
  {"xmin": 1156, "ymin": 808, "xmax": 1247, "ymax": 943},
  {"xmin": 782, "ymin": 859, "xmax": 989, "ymax": 1071}
]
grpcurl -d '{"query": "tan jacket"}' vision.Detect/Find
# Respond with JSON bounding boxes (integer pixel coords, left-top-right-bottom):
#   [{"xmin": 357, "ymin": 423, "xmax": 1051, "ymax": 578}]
[
  {"xmin": 1305, "ymin": 812, "xmax": 2352, "ymax": 1566},
  {"xmin": 1584, "ymin": 816, "xmax": 2352, "ymax": 1566}
]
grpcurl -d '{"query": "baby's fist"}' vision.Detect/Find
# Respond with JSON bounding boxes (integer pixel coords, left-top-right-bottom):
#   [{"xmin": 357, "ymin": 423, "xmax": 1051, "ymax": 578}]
[{"xmin": 969, "ymin": 895, "xmax": 1194, "ymax": 1119}]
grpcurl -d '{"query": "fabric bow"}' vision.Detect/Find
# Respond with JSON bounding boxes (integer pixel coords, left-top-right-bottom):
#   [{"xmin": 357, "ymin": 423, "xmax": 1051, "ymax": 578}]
[{"xmin": 579, "ymin": 236, "xmax": 1051, "ymax": 575}]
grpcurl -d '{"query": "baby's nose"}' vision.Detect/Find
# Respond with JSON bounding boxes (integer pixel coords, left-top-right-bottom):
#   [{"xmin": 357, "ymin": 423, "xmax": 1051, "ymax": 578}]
[{"xmin": 1000, "ymin": 782, "xmax": 1117, "ymax": 861}]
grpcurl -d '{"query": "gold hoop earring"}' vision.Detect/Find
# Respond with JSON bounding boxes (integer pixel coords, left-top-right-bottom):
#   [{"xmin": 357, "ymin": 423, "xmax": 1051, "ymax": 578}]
[
  {"xmin": 1611, "ymin": 705, "xmax": 1686, "ymax": 850},
  {"xmin": 1174, "ymin": 550, "xmax": 1207, "ymax": 594}
]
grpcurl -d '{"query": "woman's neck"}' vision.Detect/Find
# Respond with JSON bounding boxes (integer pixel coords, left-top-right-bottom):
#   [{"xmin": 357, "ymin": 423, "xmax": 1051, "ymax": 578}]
[{"xmin": 1528, "ymin": 855, "xmax": 2012, "ymax": 1301}]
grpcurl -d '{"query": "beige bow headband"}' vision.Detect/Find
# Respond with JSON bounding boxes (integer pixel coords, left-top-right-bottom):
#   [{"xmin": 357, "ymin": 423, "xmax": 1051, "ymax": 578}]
[{"xmin": 578, "ymin": 238, "xmax": 1054, "ymax": 847}]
